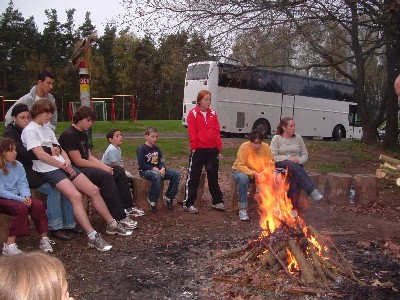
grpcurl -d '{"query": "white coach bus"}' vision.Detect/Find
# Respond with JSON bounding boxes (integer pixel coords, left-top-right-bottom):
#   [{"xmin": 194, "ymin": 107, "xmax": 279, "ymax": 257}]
[{"xmin": 182, "ymin": 61, "xmax": 362, "ymax": 140}]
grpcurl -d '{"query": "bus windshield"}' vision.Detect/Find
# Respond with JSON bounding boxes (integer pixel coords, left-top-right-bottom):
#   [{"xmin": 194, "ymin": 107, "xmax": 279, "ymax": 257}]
[{"xmin": 186, "ymin": 64, "xmax": 210, "ymax": 80}]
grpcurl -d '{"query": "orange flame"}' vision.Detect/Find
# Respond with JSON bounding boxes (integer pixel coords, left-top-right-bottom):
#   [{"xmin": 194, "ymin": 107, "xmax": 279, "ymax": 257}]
[{"xmin": 255, "ymin": 168, "xmax": 297, "ymax": 235}]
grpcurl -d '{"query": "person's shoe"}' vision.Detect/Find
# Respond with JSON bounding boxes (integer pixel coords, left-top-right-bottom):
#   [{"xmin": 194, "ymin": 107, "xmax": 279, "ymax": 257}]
[
  {"xmin": 2, "ymin": 243, "xmax": 24, "ymax": 256},
  {"xmin": 147, "ymin": 198, "xmax": 158, "ymax": 213},
  {"xmin": 211, "ymin": 203, "xmax": 226, "ymax": 211},
  {"xmin": 310, "ymin": 189, "xmax": 324, "ymax": 201},
  {"xmin": 239, "ymin": 209, "xmax": 249, "ymax": 221},
  {"xmin": 164, "ymin": 196, "xmax": 174, "ymax": 210},
  {"xmin": 183, "ymin": 205, "xmax": 198, "ymax": 214},
  {"xmin": 39, "ymin": 237, "xmax": 54, "ymax": 253},
  {"xmin": 88, "ymin": 233, "xmax": 112, "ymax": 251},
  {"xmin": 65, "ymin": 226, "xmax": 83, "ymax": 234},
  {"xmin": 119, "ymin": 217, "xmax": 138, "ymax": 230},
  {"xmin": 50, "ymin": 230, "xmax": 72, "ymax": 240},
  {"xmin": 125, "ymin": 207, "xmax": 145, "ymax": 217},
  {"xmin": 106, "ymin": 222, "xmax": 133, "ymax": 236}
]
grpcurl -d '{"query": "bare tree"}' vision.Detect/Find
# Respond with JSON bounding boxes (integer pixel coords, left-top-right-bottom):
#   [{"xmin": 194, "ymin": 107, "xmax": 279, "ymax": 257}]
[{"xmin": 124, "ymin": 0, "xmax": 397, "ymax": 145}]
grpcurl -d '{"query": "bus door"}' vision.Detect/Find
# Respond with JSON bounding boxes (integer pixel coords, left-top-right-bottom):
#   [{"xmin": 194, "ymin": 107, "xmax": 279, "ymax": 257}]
[
  {"xmin": 280, "ymin": 94, "xmax": 295, "ymax": 119},
  {"xmin": 348, "ymin": 104, "xmax": 362, "ymax": 138}
]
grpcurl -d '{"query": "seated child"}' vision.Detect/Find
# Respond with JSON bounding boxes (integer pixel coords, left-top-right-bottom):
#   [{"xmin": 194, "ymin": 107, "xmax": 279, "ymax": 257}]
[
  {"xmin": 137, "ymin": 127, "xmax": 180, "ymax": 213},
  {"xmin": 0, "ymin": 251, "xmax": 74, "ymax": 299},
  {"xmin": 0, "ymin": 138, "xmax": 53, "ymax": 255},
  {"xmin": 102, "ymin": 129, "xmax": 135, "ymax": 190}
]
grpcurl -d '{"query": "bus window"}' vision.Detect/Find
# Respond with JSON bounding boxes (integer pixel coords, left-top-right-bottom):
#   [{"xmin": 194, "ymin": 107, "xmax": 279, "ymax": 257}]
[
  {"xmin": 282, "ymin": 75, "xmax": 308, "ymax": 95},
  {"xmin": 333, "ymin": 84, "xmax": 354, "ymax": 102},
  {"xmin": 349, "ymin": 104, "xmax": 361, "ymax": 126},
  {"xmin": 309, "ymin": 80, "xmax": 332, "ymax": 99},
  {"xmin": 186, "ymin": 64, "xmax": 210, "ymax": 80}
]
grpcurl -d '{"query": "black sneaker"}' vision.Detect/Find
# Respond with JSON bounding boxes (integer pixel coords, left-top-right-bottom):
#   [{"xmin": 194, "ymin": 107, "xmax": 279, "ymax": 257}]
[
  {"xmin": 164, "ymin": 196, "xmax": 173, "ymax": 210},
  {"xmin": 147, "ymin": 197, "xmax": 158, "ymax": 213}
]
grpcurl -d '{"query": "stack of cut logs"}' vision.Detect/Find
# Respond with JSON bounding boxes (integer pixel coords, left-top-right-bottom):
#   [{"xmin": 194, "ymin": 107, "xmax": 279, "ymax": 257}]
[
  {"xmin": 376, "ymin": 155, "xmax": 400, "ymax": 186},
  {"xmin": 213, "ymin": 221, "xmax": 361, "ymax": 288}
]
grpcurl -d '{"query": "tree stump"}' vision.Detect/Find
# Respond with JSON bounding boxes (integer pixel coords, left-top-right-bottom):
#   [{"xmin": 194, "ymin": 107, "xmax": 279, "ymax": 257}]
[
  {"xmin": 133, "ymin": 175, "xmax": 164, "ymax": 212},
  {"xmin": 354, "ymin": 174, "xmax": 379, "ymax": 205},
  {"xmin": 230, "ymin": 178, "xmax": 256, "ymax": 212},
  {"xmin": 176, "ymin": 172, "xmax": 206, "ymax": 204},
  {"xmin": 0, "ymin": 213, "xmax": 11, "ymax": 245},
  {"xmin": 323, "ymin": 173, "xmax": 353, "ymax": 204}
]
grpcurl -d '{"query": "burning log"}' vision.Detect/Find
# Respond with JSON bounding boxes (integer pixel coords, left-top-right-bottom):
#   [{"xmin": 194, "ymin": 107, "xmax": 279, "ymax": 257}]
[{"xmin": 211, "ymin": 168, "xmax": 363, "ymax": 294}]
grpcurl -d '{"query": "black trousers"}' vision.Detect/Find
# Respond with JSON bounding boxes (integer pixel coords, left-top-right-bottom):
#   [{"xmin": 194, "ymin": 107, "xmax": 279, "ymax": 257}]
[
  {"xmin": 183, "ymin": 148, "xmax": 223, "ymax": 207},
  {"xmin": 80, "ymin": 165, "xmax": 132, "ymax": 221}
]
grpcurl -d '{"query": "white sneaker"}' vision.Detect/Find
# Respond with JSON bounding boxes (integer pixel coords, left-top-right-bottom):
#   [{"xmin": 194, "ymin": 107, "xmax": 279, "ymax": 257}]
[
  {"xmin": 119, "ymin": 217, "xmax": 138, "ymax": 229},
  {"xmin": 310, "ymin": 189, "xmax": 324, "ymax": 201},
  {"xmin": 2, "ymin": 243, "xmax": 24, "ymax": 256},
  {"xmin": 39, "ymin": 237, "xmax": 54, "ymax": 253},
  {"xmin": 211, "ymin": 203, "xmax": 226, "ymax": 211},
  {"xmin": 183, "ymin": 205, "xmax": 198, "ymax": 214},
  {"xmin": 125, "ymin": 207, "xmax": 145, "ymax": 217},
  {"xmin": 239, "ymin": 210, "xmax": 249, "ymax": 221}
]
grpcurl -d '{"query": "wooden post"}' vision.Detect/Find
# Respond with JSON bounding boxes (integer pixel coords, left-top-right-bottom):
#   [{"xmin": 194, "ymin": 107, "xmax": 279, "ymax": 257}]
[
  {"xmin": 133, "ymin": 175, "xmax": 164, "ymax": 212},
  {"xmin": 354, "ymin": 174, "xmax": 379, "ymax": 205},
  {"xmin": 176, "ymin": 171, "xmax": 206, "ymax": 204},
  {"xmin": 230, "ymin": 178, "xmax": 256, "ymax": 212},
  {"xmin": 323, "ymin": 173, "xmax": 353, "ymax": 204},
  {"xmin": 0, "ymin": 214, "xmax": 11, "ymax": 244}
]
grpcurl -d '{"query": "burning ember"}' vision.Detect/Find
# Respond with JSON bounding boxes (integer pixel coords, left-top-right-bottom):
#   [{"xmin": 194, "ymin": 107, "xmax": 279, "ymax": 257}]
[{"xmin": 212, "ymin": 168, "xmax": 363, "ymax": 296}]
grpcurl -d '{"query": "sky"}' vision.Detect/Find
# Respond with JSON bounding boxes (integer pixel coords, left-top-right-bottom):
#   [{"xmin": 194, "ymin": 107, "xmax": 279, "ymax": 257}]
[{"xmin": 0, "ymin": 0, "xmax": 131, "ymax": 36}]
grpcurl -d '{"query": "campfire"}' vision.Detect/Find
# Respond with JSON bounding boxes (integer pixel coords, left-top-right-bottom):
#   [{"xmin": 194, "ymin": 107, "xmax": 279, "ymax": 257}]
[{"xmin": 212, "ymin": 168, "xmax": 363, "ymax": 296}]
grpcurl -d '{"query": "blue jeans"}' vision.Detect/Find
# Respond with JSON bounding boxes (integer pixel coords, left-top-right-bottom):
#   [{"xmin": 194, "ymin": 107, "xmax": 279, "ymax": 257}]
[
  {"xmin": 232, "ymin": 171, "xmax": 251, "ymax": 210},
  {"xmin": 140, "ymin": 169, "xmax": 180, "ymax": 202},
  {"xmin": 36, "ymin": 183, "xmax": 76, "ymax": 231},
  {"xmin": 275, "ymin": 160, "xmax": 316, "ymax": 209}
]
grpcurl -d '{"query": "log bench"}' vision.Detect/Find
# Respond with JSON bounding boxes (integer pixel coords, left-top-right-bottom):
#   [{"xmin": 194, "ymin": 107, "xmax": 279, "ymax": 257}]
[
  {"xmin": 132, "ymin": 175, "xmax": 165, "ymax": 212},
  {"xmin": 176, "ymin": 172, "xmax": 206, "ymax": 204},
  {"xmin": 323, "ymin": 172, "xmax": 379, "ymax": 205}
]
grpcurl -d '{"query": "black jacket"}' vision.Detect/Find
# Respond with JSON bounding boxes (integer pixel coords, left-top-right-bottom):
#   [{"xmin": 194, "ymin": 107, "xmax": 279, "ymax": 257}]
[{"xmin": 3, "ymin": 122, "xmax": 52, "ymax": 189}]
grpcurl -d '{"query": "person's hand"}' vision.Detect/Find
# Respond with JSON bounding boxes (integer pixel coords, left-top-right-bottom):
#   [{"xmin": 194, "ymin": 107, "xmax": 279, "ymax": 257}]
[
  {"xmin": 218, "ymin": 153, "xmax": 222, "ymax": 159},
  {"xmin": 51, "ymin": 145, "xmax": 60, "ymax": 156},
  {"xmin": 101, "ymin": 164, "xmax": 113, "ymax": 175},
  {"xmin": 289, "ymin": 156, "xmax": 299, "ymax": 163},
  {"xmin": 397, "ymin": 164, "xmax": 400, "ymax": 170},
  {"xmin": 23, "ymin": 196, "xmax": 31, "ymax": 207},
  {"xmin": 160, "ymin": 167, "xmax": 166, "ymax": 177}
]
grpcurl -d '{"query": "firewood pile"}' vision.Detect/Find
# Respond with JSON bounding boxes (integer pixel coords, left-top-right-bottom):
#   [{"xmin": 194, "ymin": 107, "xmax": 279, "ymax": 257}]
[
  {"xmin": 376, "ymin": 154, "xmax": 400, "ymax": 186},
  {"xmin": 211, "ymin": 169, "xmax": 365, "ymax": 296},
  {"xmin": 211, "ymin": 220, "xmax": 363, "ymax": 296}
]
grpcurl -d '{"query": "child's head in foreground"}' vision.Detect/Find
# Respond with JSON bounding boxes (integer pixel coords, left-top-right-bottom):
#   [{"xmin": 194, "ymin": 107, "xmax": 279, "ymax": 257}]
[{"xmin": 0, "ymin": 251, "xmax": 71, "ymax": 300}]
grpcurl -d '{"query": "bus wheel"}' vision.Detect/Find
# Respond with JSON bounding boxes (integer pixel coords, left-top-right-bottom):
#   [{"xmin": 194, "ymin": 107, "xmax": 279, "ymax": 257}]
[
  {"xmin": 332, "ymin": 126, "xmax": 344, "ymax": 141},
  {"xmin": 252, "ymin": 119, "xmax": 270, "ymax": 139}
]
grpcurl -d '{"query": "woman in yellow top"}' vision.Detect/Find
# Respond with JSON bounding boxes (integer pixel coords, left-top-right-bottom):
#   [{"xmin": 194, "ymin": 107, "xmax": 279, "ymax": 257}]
[{"xmin": 232, "ymin": 130, "xmax": 274, "ymax": 221}]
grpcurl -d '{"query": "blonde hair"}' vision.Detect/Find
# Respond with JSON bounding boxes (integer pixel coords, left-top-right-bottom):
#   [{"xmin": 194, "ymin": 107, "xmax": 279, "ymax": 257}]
[{"xmin": 0, "ymin": 252, "xmax": 67, "ymax": 300}]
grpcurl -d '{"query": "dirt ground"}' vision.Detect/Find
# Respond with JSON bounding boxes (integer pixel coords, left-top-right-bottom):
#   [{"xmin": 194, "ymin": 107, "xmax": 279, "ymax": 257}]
[{"xmin": 20, "ymin": 138, "xmax": 400, "ymax": 299}]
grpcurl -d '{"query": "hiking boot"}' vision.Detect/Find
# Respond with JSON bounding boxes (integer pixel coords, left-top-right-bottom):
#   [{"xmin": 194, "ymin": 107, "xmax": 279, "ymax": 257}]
[
  {"xmin": 119, "ymin": 217, "xmax": 138, "ymax": 230},
  {"xmin": 88, "ymin": 233, "xmax": 112, "ymax": 251},
  {"xmin": 125, "ymin": 207, "xmax": 145, "ymax": 217},
  {"xmin": 106, "ymin": 222, "xmax": 133, "ymax": 236},
  {"xmin": 147, "ymin": 198, "xmax": 158, "ymax": 213},
  {"xmin": 164, "ymin": 196, "xmax": 174, "ymax": 210},
  {"xmin": 211, "ymin": 203, "xmax": 226, "ymax": 211},
  {"xmin": 239, "ymin": 209, "xmax": 249, "ymax": 221},
  {"xmin": 2, "ymin": 243, "xmax": 24, "ymax": 256},
  {"xmin": 39, "ymin": 237, "xmax": 54, "ymax": 253},
  {"xmin": 310, "ymin": 189, "xmax": 324, "ymax": 201},
  {"xmin": 183, "ymin": 205, "xmax": 198, "ymax": 214}
]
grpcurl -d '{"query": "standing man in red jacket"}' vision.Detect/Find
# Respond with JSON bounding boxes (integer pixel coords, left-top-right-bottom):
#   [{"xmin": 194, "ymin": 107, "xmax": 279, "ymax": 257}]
[{"xmin": 183, "ymin": 90, "xmax": 225, "ymax": 214}]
